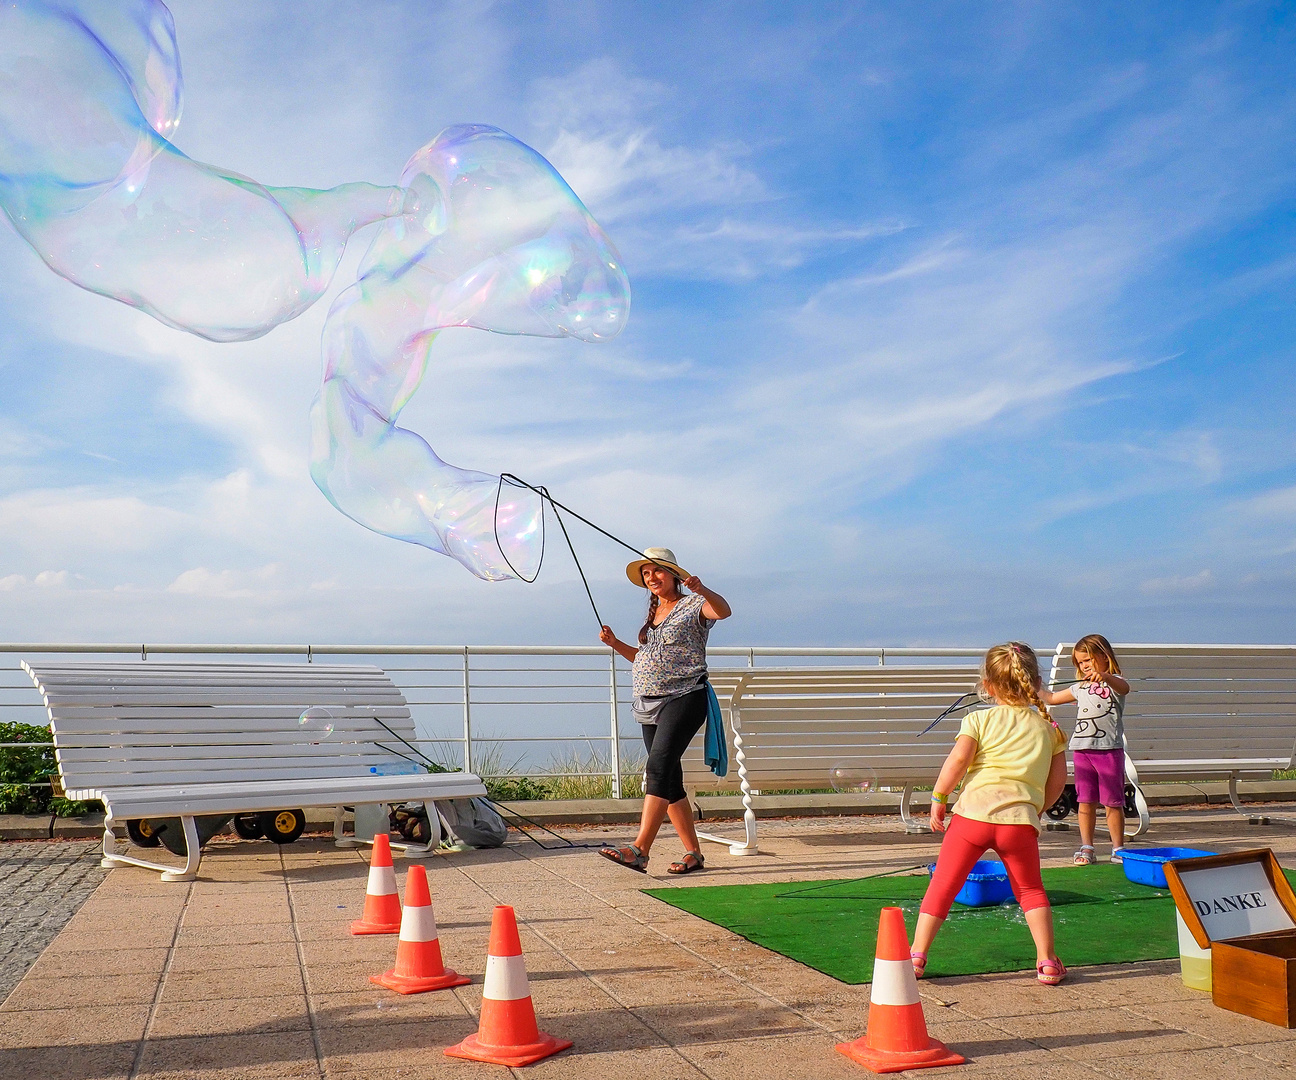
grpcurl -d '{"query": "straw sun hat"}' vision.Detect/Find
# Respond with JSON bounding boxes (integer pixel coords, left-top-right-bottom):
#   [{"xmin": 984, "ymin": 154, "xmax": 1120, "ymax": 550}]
[{"xmin": 625, "ymin": 547, "xmax": 690, "ymax": 587}]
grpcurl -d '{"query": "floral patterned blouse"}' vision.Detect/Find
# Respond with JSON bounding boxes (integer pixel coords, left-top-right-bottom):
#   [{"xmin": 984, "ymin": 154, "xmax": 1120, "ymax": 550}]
[{"xmin": 632, "ymin": 592, "xmax": 715, "ymax": 699}]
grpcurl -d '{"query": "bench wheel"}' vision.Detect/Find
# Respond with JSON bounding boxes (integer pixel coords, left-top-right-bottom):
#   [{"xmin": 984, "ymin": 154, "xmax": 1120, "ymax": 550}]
[
  {"xmin": 126, "ymin": 818, "xmax": 162, "ymax": 848},
  {"xmin": 1123, "ymin": 783, "xmax": 1139, "ymax": 817},
  {"xmin": 232, "ymin": 814, "xmax": 264, "ymax": 841},
  {"xmin": 259, "ymin": 809, "xmax": 306, "ymax": 844},
  {"xmin": 1045, "ymin": 784, "xmax": 1079, "ymax": 821}
]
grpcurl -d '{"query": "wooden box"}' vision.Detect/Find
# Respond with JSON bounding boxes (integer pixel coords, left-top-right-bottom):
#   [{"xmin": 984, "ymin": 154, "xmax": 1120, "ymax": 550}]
[{"xmin": 1165, "ymin": 848, "xmax": 1296, "ymax": 1027}]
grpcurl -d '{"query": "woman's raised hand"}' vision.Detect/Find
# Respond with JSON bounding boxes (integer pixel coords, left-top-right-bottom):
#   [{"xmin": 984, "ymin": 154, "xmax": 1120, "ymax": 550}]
[
  {"xmin": 598, "ymin": 625, "xmax": 616, "ymax": 647},
  {"xmin": 682, "ymin": 575, "xmax": 704, "ymax": 593}
]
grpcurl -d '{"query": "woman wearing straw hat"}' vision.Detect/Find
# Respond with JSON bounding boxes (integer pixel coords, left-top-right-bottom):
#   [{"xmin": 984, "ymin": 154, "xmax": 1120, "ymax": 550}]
[{"xmin": 598, "ymin": 547, "xmax": 731, "ymax": 874}]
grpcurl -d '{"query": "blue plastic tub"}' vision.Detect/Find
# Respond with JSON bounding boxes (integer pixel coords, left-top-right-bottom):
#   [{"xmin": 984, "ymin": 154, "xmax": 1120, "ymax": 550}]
[
  {"xmin": 1120, "ymin": 847, "xmax": 1218, "ymax": 889},
  {"xmin": 927, "ymin": 859, "xmax": 1014, "ymax": 907}
]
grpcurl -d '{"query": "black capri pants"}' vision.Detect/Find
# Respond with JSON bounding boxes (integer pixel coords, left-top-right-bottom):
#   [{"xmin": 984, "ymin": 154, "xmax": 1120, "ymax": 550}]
[{"xmin": 641, "ymin": 687, "xmax": 708, "ymax": 803}]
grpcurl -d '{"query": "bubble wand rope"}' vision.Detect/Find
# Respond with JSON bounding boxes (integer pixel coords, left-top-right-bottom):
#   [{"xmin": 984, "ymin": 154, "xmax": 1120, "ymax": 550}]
[
  {"xmin": 494, "ymin": 472, "xmax": 682, "ymax": 629},
  {"xmin": 774, "ymin": 863, "xmax": 931, "ymax": 899},
  {"xmin": 364, "ymin": 711, "xmax": 604, "ymax": 850},
  {"xmin": 915, "ymin": 676, "xmax": 1093, "ymax": 739},
  {"xmin": 915, "ymin": 692, "xmax": 983, "ymax": 738}
]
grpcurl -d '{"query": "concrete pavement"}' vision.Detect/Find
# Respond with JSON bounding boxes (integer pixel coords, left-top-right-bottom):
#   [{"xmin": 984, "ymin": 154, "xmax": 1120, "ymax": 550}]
[{"xmin": 5, "ymin": 805, "xmax": 1296, "ymax": 1079}]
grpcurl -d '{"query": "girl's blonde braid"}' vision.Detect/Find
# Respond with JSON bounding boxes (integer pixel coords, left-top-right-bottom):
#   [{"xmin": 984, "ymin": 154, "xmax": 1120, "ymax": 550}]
[{"xmin": 1007, "ymin": 642, "xmax": 1052, "ymax": 721}]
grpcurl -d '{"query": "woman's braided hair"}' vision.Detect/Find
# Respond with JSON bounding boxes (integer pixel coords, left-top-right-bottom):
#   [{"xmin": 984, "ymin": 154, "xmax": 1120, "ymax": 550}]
[{"xmin": 981, "ymin": 641, "xmax": 1051, "ymax": 720}]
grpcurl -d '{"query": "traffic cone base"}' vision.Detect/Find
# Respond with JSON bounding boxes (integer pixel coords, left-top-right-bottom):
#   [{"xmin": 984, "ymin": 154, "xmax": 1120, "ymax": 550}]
[
  {"xmin": 350, "ymin": 833, "xmax": 402, "ymax": 935},
  {"xmin": 445, "ymin": 1030, "xmax": 573, "ymax": 1068},
  {"xmin": 351, "ymin": 914, "xmax": 401, "ymax": 935},
  {"xmin": 837, "ymin": 907, "xmax": 966, "ymax": 1073},
  {"xmin": 444, "ymin": 905, "xmax": 572, "ymax": 1067},
  {"xmin": 370, "ymin": 968, "xmax": 470, "ymax": 994},
  {"xmin": 836, "ymin": 1035, "xmax": 966, "ymax": 1074}
]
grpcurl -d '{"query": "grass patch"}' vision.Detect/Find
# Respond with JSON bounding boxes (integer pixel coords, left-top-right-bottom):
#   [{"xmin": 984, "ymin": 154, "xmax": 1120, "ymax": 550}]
[{"xmin": 646, "ymin": 864, "xmax": 1196, "ymax": 983}]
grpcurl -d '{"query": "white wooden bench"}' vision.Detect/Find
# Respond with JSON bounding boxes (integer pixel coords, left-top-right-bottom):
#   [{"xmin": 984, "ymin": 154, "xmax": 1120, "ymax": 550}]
[
  {"xmin": 1048, "ymin": 644, "xmax": 1296, "ymax": 836},
  {"xmin": 23, "ymin": 661, "xmax": 487, "ymax": 881},
  {"xmin": 681, "ymin": 665, "xmax": 981, "ymax": 854}
]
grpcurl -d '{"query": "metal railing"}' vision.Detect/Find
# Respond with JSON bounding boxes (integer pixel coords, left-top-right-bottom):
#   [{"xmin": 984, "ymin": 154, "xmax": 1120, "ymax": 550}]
[{"xmin": 0, "ymin": 642, "xmax": 996, "ymax": 798}]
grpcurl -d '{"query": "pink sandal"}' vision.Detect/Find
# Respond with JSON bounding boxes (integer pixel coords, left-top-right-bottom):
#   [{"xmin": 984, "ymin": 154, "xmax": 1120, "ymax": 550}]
[
  {"xmin": 1037, "ymin": 958, "xmax": 1067, "ymax": 986},
  {"xmin": 911, "ymin": 950, "xmax": 928, "ymax": 979}
]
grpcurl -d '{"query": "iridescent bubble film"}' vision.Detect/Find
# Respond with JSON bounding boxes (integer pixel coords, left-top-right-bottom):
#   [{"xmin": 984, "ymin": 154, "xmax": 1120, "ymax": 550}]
[
  {"xmin": 828, "ymin": 761, "xmax": 878, "ymax": 795},
  {"xmin": 297, "ymin": 706, "xmax": 336, "ymax": 743},
  {"xmin": 0, "ymin": 1, "xmax": 630, "ymax": 580},
  {"xmin": 0, "ymin": 0, "xmax": 402, "ymax": 342},
  {"xmin": 309, "ymin": 125, "xmax": 630, "ymax": 581}
]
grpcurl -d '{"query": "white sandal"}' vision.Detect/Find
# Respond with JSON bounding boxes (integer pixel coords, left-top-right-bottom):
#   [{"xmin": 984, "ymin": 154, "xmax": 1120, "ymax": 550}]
[{"xmin": 1073, "ymin": 845, "xmax": 1095, "ymax": 865}]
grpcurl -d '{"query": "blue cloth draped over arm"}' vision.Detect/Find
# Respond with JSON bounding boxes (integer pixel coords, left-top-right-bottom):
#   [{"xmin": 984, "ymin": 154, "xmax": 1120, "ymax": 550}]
[{"xmin": 704, "ymin": 684, "xmax": 728, "ymax": 777}]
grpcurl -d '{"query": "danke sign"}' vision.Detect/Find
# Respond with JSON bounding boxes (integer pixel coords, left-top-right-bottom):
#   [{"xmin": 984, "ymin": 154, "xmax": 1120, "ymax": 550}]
[
  {"xmin": 1176, "ymin": 860, "xmax": 1295, "ymax": 940},
  {"xmin": 1166, "ymin": 848, "xmax": 1296, "ymax": 1028}
]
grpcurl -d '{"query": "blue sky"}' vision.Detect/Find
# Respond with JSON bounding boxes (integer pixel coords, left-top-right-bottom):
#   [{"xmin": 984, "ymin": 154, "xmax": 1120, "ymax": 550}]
[{"xmin": 0, "ymin": 1, "xmax": 1294, "ymax": 647}]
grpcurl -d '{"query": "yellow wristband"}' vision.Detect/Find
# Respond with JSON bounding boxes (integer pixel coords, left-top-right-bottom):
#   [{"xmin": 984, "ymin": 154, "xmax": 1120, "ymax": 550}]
[{"xmin": 931, "ymin": 791, "xmax": 949, "ymax": 805}]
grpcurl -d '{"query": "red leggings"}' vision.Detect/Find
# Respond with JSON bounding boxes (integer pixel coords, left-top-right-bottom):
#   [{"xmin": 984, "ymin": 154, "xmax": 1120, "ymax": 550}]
[{"xmin": 920, "ymin": 814, "xmax": 1050, "ymax": 919}]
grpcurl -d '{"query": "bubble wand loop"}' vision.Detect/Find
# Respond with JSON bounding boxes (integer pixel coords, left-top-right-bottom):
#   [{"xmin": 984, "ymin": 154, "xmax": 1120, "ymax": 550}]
[{"xmin": 494, "ymin": 472, "xmax": 681, "ymax": 631}]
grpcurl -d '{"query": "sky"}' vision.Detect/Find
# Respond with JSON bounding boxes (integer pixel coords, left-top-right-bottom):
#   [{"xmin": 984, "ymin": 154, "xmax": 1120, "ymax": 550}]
[{"xmin": 1, "ymin": 0, "xmax": 1294, "ymax": 649}]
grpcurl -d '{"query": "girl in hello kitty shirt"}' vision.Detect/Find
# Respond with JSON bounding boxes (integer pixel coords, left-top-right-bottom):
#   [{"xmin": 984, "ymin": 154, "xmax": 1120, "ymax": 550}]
[{"xmin": 1042, "ymin": 634, "xmax": 1131, "ymax": 865}]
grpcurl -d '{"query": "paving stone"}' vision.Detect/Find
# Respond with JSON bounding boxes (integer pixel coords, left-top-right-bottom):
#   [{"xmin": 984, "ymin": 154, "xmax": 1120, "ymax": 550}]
[
  {"xmin": 6, "ymin": 807, "xmax": 1296, "ymax": 1079},
  {"xmin": 0, "ymin": 840, "xmax": 107, "ymax": 1004}
]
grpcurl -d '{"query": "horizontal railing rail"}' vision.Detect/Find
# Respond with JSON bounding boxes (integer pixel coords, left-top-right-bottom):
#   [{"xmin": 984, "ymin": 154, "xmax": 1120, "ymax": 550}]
[{"xmin": 3, "ymin": 642, "xmax": 1289, "ymax": 800}]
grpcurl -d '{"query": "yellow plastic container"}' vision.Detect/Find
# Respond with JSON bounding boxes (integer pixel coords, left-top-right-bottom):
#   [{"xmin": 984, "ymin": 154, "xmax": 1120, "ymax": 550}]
[{"xmin": 1176, "ymin": 910, "xmax": 1211, "ymax": 991}]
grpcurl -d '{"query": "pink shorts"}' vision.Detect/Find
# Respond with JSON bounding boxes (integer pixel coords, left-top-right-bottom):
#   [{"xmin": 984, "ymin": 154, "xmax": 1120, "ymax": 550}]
[{"xmin": 1073, "ymin": 748, "xmax": 1126, "ymax": 808}]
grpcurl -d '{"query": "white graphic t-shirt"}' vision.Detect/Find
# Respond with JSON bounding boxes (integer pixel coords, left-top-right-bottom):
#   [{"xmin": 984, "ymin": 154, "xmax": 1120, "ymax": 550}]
[{"xmin": 1069, "ymin": 681, "xmax": 1126, "ymax": 752}]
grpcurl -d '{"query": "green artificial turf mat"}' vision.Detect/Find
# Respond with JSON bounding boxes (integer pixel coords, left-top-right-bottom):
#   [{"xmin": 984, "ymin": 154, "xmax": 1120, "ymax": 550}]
[{"xmin": 645, "ymin": 864, "xmax": 1180, "ymax": 982}]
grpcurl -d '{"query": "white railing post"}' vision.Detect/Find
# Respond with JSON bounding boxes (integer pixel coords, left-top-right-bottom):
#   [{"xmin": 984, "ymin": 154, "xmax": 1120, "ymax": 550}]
[
  {"xmin": 608, "ymin": 653, "xmax": 622, "ymax": 798},
  {"xmin": 462, "ymin": 647, "xmax": 473, "ymax": 776}
]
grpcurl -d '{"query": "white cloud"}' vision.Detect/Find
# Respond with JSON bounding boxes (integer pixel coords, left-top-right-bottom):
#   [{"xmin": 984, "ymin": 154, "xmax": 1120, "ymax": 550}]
[
  {"xmin": 33, "ymin": 570, "xmax": 70, "ymax": 588},
  {"xmin": 0, "ymin": 489, "xmax": 193, "ymax": 557},
  {"xmin": 167, "ymin": 563, "xmax": 282, "ymax": 598},
  {"xmin": 1246, "ymin": 485, "xmax": 1296, "ymax": 518},
  {"xmin": 530, "ymin": 59, "xmax": 900, "ymax": 280},
  {"xmin": 1140, "ymin": 569, "xmax": 1214, "ymax": 595},
  {"xmin": 0, "ymin": 574, "xmax": 25, "ymax": 591}
]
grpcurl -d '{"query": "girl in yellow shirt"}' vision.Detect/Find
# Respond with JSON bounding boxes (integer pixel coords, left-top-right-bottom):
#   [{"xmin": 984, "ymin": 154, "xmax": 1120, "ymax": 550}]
[{"xmin": 911, "ymin": 642, "xmax": 1069, "ymax": 985}]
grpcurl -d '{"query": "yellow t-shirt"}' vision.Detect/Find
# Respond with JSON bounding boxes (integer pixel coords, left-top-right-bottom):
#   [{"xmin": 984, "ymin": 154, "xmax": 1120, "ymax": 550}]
[{"xmin": 953, "ymin": 705, "xmax": 1067, "ymax": 830}]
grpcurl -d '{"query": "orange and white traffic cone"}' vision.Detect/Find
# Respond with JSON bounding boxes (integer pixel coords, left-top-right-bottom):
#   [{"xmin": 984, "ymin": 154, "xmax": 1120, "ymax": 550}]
[
  {"xmin": 836, "ymin": 907, "xmax": 965, "ymax": 1073},
  {"xmin": 444, "ymin": 905, "xmax": 572, "ymax": 1067},
  {"xmin": 350, "ymin": 833, "xmax": 402, "ymax": 935},
  {"xmin": 370, "ymin": 864, "xmax": 470, "ymax": 994}
]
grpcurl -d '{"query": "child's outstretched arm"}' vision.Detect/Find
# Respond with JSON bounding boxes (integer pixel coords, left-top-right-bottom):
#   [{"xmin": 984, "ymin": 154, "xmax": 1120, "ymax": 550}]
[
  {"xmin": 929, "ymin": 735, "xmax": 977, "ymax": 832},
  {"xmin": 1100, "ymin": 672, "xmax": 1130, "ymax": 695},
  {"xmin": 1041, "ymin": 686, "xmax": 1075, "ymax": 706}
]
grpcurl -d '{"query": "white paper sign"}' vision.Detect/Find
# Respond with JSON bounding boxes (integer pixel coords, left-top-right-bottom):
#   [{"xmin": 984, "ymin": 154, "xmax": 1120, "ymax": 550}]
[{"xmin": 1176, "ymin": 861, "xmax": 1295, "ymax": 942}]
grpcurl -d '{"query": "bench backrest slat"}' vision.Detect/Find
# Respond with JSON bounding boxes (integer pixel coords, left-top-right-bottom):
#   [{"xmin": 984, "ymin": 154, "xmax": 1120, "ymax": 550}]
[
  {"xmin": 683, "ymin": 648, "xmax": 1296, "ymax": 793},
  {"xmin": 682, "ymin": 665, "xmax": 980, "ymax": 791},
  {"xmin": 1049, "ymin": 645, "xmax": 1296, "ymax": 774},
  {"xmin": 24, "ymin": 661, "xmax": 428, "ymax": 796}
]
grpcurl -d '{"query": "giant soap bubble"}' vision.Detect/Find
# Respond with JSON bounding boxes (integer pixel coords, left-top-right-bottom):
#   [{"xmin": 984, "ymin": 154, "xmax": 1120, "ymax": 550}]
[
  {"xmin": 0, "ymin": 0, "xmax": 630, "ymax": 580},
  {"xmin": 310, "ymin": 125, "xmax": 629, "ymax": 580}
]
